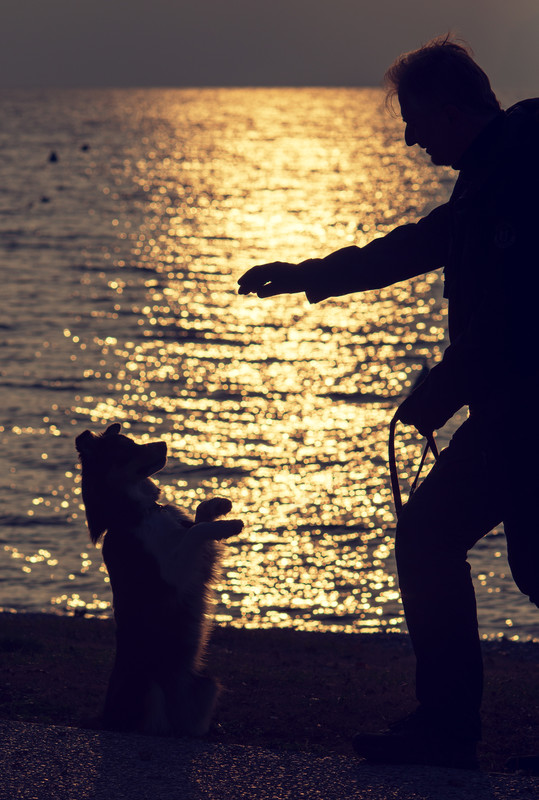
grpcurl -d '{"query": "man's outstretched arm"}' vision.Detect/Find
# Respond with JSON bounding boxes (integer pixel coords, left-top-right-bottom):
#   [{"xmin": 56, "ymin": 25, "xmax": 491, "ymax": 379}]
[{"xmin": 238, "ymin": 203, "xmax": 451, "ymax": 302}]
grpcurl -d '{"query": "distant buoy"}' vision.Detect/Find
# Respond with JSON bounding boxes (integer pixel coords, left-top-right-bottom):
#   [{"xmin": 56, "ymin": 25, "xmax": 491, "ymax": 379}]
[{"xmin": 49, "ymin": 151, "xmax": 58, "ymax": 163}]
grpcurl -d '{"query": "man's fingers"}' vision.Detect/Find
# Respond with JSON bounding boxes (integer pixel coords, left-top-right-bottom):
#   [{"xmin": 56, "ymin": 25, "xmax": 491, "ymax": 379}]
[
  {"xmin": 238, "ymin": 280, "xmax": 274, "ymax": 296},
  {"xmin": 237, "ymin": 263, "xmax": 274, "ymax": 289},
  {"xmin": 256, "ymin": 281, "xmax": 284, "ymax": 297},
  {"xmin": 237, "ymin": 262, "xmax": 290, "ymax": 294}
]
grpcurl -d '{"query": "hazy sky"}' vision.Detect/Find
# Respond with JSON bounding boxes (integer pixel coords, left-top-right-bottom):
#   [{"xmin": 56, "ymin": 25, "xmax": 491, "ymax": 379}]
[{"xmin": 1, "ymin": 0, "xmax": 538, "ymax": 92}]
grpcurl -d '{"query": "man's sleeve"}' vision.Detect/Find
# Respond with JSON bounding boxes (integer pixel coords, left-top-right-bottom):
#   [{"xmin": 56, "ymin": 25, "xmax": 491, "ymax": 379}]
[
  {"xmin": 303, "ymin": 203, "xmax": 451, "ymax": 303},
  {"xmin": 398, "ymin": 283, "xmax": 506, "ymax": 433},
  {"xmin": 399, "ymin": 173, "xmax": 539, "ymax": 433}
]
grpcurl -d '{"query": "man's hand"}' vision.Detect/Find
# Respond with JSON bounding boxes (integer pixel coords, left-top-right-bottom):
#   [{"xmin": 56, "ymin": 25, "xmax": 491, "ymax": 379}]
[
  {"xmin": 396, "ymin": 377, "xmax": 455, "ymax": 436},
  {"xmin": 238, "ymin": 261, "xmax": 315, "ymax": 297}
]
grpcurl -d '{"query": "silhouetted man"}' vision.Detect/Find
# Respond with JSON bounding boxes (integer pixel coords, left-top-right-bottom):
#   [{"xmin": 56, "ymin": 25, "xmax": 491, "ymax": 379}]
[{"xmin": 238, "ymin": 35, "xmax": 539, "ymax": 770}]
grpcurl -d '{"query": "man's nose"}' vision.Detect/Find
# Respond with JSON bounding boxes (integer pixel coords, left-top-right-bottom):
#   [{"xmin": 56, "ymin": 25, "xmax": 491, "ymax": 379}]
[{"xmin": 405, "ymin": 123, "xmax": 417, "ymax": 147}]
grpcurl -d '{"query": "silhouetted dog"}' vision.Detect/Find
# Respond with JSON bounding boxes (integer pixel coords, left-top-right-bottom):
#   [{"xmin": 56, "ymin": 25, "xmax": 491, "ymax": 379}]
[{"xmin": 75, "ymin": 423, "xmax": 243, "ymax": 736}]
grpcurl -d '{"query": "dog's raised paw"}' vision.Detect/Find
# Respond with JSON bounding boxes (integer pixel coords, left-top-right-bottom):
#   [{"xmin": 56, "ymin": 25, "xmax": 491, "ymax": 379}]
[
  {"xmin": 211, "ymin": 519, "xmax": 244, "ymax": 540},
  {"xmin": 195, "ymin": 497, "xmax": 233, "ymax": 523}
]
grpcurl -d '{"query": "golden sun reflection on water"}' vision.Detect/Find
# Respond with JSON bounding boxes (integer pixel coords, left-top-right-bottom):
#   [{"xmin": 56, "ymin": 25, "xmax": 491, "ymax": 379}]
[
  {"xmin": 65, "ymin": 89, "xmax": 453, "ymax": 632},
  {"xmin": 3, "ymin": 88, "xmax": 467, "ymax": 632},
  {"xmin": 1, "ymin": 88, "xmax": 533, "ymax": 638}
]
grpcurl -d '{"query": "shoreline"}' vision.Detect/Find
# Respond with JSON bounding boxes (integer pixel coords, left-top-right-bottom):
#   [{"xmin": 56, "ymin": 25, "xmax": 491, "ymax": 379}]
[
  {"xmin": 4, "ymin": 606, "xmax": 537, "ymax": 645},
  {"xmin": 1, "ymin": 612, "xmax": 538, "ymax": 772}
]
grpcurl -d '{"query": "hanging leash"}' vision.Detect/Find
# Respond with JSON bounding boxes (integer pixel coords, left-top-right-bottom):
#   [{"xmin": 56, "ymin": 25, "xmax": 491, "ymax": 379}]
[{"xmin": 388, "ymin": 413, "xmax": 438, "ymax": 517}]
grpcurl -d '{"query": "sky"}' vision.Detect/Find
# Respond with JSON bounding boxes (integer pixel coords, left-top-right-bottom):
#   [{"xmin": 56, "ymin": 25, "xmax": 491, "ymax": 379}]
[{"xmin": 1, "ymin": 0, "xmax": 539, "ymax": 92}]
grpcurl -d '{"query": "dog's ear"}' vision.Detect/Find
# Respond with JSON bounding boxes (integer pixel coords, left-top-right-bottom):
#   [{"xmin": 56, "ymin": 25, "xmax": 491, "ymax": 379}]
[
  {"xmin": 104, "ymin": 423, "xmax": 121, "ymax": 436},
  {"xmin": 75, "ymin": 430, "xmax": 97, "ymax": 455}
]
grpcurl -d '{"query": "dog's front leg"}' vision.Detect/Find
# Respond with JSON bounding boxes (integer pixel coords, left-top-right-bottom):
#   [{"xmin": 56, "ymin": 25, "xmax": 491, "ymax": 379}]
[
  {"xmin": 194, "ymin": 497, "xmax": 233, "ymax": 523},
  {"xmin": 192, "ymin": 519, "xmax": 243, "ymax": 540},
  {"xmin": 169, "ymin": 519, "xmax": 243, "ymax": 591}
]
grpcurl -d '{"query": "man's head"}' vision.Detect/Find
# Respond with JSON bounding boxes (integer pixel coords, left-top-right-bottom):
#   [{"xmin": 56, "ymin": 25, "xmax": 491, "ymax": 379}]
[{"xmin": 385, "ymin": 35, "xmax": 501, "ymax": 168}]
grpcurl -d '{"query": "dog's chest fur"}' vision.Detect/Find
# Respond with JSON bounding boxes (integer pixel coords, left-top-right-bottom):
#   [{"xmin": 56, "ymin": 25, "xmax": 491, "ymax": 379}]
[
  {"xmin": 104, "ymin": 503, "xmax": 216, "ymax": 608},
  {"xmin": 136, "ymin": 507, "xmax": 194, "ymax": 588}
]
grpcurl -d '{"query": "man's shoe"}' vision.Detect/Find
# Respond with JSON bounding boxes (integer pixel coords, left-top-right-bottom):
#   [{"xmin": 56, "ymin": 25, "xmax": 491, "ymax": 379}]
[
  {"xmin": 353, "ymin": 710, "xmax": 479, "ymax": 770},
  {"xmin": 505, "ymin": 755, "xmax": 539, "ymax": 776}
]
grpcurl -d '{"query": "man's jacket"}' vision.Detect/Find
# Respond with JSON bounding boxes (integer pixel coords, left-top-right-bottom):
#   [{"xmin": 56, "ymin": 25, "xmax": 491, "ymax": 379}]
[{"xmin": 302, "ymin": 99, "xmax": 539, "ymax": 430}]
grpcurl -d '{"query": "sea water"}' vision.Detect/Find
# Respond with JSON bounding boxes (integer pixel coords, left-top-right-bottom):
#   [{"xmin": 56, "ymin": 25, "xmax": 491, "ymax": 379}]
[{"xmin": 0, "ymin": 87, "xmax": 536, "ymax": 640}]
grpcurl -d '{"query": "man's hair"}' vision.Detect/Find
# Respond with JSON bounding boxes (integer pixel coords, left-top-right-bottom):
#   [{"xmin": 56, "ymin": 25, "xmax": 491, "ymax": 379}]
[{"xmin": 384, "ymin": 34, "xmax": 501, "ymax": 115}]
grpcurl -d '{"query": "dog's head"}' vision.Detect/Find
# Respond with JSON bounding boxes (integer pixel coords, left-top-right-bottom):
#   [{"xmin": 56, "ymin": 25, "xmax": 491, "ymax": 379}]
[{"xmin": 76, "ymin": 423, "xmax": 167, "ymax": 543}]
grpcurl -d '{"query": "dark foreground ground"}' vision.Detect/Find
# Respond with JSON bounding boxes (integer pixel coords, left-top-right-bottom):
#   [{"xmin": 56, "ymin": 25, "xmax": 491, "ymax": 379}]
[{"xmin": 1, "ymin": 613, "xmax": 538, "ymax": 773}]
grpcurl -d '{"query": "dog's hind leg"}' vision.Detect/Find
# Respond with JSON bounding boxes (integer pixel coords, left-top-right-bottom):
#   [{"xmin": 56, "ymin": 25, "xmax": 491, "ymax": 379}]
[
  {"xmin": 141, "ymin": 682, "xmax": 172, "ymax": 736},
  {"xmin": 103, "ymin": 659, "xmax": 147, "ymax": 733},
  {"xmin": 194, "ymin": 497, "xmax": 232, "ymax": 522},
  {"xmin": 171, "ymin": 673, "xmax": 220, "ymax": 736}
]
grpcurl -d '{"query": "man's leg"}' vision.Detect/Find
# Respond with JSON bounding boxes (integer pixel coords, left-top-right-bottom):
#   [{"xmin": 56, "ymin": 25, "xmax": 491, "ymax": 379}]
[
  {"xmin": 501, "ymin": 435, "xmax": 539, "ymax": 608},
  {"xmin": 396, "ymin": 422, "xmax": 503, "ymax": 739},
  {"xmin": 354, "ymin": 421, "xmax": 503, "ymax": 766},
  {"xmin": 496, "ymin": 429, "xmax": 539, "ymax": 774}
]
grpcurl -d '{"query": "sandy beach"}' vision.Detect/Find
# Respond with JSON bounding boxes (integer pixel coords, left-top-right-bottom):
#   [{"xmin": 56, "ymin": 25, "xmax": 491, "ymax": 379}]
[{"xmin": 1, "ymin": 612, "xmax": 538, "ymax": 774}]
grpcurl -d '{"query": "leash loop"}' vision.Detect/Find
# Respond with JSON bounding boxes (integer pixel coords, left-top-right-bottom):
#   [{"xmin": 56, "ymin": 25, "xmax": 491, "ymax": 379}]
[{"xmin": 389, "ymin": 414, "xmax": 438, "ymax": 517}]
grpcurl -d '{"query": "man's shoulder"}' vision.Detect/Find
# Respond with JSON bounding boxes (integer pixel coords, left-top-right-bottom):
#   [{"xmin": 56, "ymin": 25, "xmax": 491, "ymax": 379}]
[
  {"xmin": 504, "ymin": 98, "xmax": 539, "ymax": 142},
  {"xmin": 506, "ymin": 97, "xmax": 539, "ymax": 116},
  {"xmin": 494, "ymin": 98, "xmax": 539, "ymax": 180}
]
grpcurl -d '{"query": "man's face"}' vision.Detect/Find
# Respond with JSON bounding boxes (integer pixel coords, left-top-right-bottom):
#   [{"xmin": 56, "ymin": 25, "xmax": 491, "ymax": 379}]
[{"xmin": 398, "ymin": 92, "xmax": 460, "ymax": 167}]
